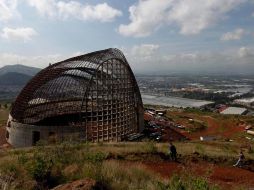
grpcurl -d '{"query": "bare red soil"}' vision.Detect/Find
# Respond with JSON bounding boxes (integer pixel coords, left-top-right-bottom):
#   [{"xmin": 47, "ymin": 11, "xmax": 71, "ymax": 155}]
[
  {"xmin": 188, "ymin": 116, "xmax": 245, "ymax": 140},
  {"xmin": 165, "ymin": 112, "xmax": 247, "ymax": 140},
  {"xmin": 143, "ymin": 161, "xmax": 254, "ymax": 189}
]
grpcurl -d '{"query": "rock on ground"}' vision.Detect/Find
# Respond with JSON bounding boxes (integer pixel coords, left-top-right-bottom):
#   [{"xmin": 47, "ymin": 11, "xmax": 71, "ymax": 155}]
[{"xmin": 51, "ymin": 178, "xmax": 97, "ymax": 190}]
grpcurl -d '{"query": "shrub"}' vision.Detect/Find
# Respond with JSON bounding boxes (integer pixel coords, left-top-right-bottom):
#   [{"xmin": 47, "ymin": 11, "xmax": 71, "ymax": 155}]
[
  {"xmin": 17, "ymin": 152, "xmax": 29, "ymax": 165},
  {"xmin": 83, "ymin": 152, "xmax": 107, "ymax": 163},
  {"xmin": 192, "ymin": 177, "xmax": 210, "ymax": 190},
  {"xmin": 195, "ymin": 144, "xmax": 205, "ymax": 155},
  {"xmin": 167, "ymin": 173, "xmax": 220, "ymax": 190},
  {"xmin": 81, "ymin": 163, "xmax": 102, "ymax": 181},
  {"xmin": 101, "ymin": 160, "xmax": 160, "ymax": 190},
  {"xmin": 168, "ymin": 175, "xmax": 186, "ymax": 190},
  {"xmin": 27, "ymin": 152, "xmax": 53, "ymax": 183},
  {"xmin": 0, "ymin": 160, "xmax": 25, "ymax": 190},
  {"xmin": 144, "ymin": 141, "xmax": 158, "ymax": 154}
]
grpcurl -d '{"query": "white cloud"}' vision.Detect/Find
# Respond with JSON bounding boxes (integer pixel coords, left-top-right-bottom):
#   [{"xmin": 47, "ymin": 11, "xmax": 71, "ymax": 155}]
[
  {"xmin": 221, "ymin": 28, "xmax": 245, "ymax": 41},
  {"xmin": 0, "ymin": 0, "xmax": 19, "ymax": 22},
  {"xmin": 119, "ymin": 0, "xmax": 246, "ymax": 37},
  {"xmin": 26, "ymin": 0, "xmax": 57, "ymax": 18},
  {"xmin": 169, "ymin": 0, "xmax": 246, "ymax": 35},
  {"xmin": 1, "ymin": 27, "xmax": 38, "ymax": 42},
  {"xmin": 0, "ymin": 51, "xmax": 87, "ymax": 68},
  {"xmin": 120, "ymin": 45, "xmax": 254, "ymax": 74},
  {"xmin": 0, "ymin": 53, "xmax": 64, "ymax": 68},
  {"xmin": 1, "ymin": 47, "xmax": 254, "ymax": 74},
  {"xmin": 130, "ymin": 44, "xmax": 159, "ymax": 57},
  {"xmin": 238, "ymin": 46, "xmax": 254, "ymax": 57},
  {"xmin": 26, "ymin": 0, "xmax": 122, "ymax": 22},
  {"xmin": 119, "ymin": 0, "xmax": 171, "ymax": 37}
]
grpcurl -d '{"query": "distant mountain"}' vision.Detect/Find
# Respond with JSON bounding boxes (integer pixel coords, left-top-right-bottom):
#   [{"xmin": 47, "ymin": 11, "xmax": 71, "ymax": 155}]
[
  {"xmin": 0, "ymin": 72, "xmax": 32, "ymax": 85},
  {"xmin": 0, "ymin": 64, "xmax": 40, "ymax": 76}
]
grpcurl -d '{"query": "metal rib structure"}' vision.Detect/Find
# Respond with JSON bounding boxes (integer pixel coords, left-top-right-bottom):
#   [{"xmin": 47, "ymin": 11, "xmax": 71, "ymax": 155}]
[{"xmin": 10, "ymin": 48, "xmax": 143, "ymax": 142}]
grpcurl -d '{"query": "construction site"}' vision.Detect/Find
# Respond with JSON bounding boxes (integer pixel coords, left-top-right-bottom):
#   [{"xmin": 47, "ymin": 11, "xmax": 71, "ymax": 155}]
[{"xmin": 6, "ymin": 48, "xmax": 144, "ymax": 147}]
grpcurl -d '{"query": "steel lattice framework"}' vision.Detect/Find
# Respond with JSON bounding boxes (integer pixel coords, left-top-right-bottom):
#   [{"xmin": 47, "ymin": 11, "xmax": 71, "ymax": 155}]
[{"xmin": 10, "ymin": 48, "xmax": 143, "ymax": 142}]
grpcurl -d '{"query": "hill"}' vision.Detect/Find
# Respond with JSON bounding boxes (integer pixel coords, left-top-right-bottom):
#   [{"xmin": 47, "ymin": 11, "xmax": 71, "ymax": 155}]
[
  {"xmin": 0, "ymin": 64, "xmax": 40, "ymax": 76},
  {"xmin": 0, "ymin": 104, "xmax": 254, "ymax": 190},
  {"xmin": 0, "ymin": 140, "xmax": 253, "ymax": 190},
  {"xmin": 0, "ymin": 72, "xmax": 32, "ymax": 85}
]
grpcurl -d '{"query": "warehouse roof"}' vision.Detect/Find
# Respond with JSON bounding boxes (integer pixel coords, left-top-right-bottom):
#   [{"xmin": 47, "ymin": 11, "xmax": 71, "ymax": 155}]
[{"xmin": 220, "ymin": 107, "xmax": 247, "ymax": 115}]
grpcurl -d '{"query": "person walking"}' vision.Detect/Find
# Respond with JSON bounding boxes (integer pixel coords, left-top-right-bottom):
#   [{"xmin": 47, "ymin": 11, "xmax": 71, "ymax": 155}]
[
  {"xmin": 169, "ymin": 142, "xmax": 177, "ymax": 161},
  {"xmin": 233, "ymin": 150, "xmax": 245, "ymax": 167}
]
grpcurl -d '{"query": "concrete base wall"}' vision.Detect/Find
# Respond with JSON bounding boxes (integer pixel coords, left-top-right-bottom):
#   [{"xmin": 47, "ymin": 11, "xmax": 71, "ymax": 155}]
[{"xmin": 6, "ymin": 121, "xmax": 85, "ymax": 148}]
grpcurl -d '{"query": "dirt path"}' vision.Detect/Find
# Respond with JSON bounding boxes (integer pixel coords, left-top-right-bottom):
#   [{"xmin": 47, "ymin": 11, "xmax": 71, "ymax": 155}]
[{"xmin": 142, "ymin": 161, "xmax": 254, "ymax": 189}]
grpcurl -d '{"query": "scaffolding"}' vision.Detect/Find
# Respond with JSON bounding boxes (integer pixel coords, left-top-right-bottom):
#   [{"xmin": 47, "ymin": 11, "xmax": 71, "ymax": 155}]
[{"xmin": 10, "ymin": 48, "xmax": 143, "ymax": 142}]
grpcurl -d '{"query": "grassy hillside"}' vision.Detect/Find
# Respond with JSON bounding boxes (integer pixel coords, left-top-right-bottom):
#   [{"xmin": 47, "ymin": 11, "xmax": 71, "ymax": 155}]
[
  {"xmin": 0, "ymin": 141, "xmax": 253, "ymax": 190},
  {"xmin": 0, "ymin": 106, "xmax": 253, "ymax": 189},
  {"xmin": 0, "ymin": 104, "xmax": 9, "ymax": 126}
]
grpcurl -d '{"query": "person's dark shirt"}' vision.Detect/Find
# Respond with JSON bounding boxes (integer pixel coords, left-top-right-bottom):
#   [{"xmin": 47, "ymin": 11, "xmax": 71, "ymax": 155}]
[
  {"xmin": 240, "ymin": 152, "xmax": 245, "ymax": 160},
  {"xmin": 170, "ymin": 145, "xmax": 177, "ymax": 154}
]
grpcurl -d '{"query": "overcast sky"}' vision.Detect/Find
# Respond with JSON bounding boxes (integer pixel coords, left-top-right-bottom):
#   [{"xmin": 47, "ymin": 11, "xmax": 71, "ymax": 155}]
[{"xmin": 0, "ymin": 0, "xmax": 254, "ymax": 74}]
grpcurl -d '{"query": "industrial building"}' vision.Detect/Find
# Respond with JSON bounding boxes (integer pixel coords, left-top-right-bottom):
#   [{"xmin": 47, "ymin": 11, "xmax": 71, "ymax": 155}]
[
  {"xmin": 220, "ymin": 107, "xmax": 247, "ymax": 115},
  {"xmin": 6, "ymin": 48, "xmax": 144, "ymax": 147}
]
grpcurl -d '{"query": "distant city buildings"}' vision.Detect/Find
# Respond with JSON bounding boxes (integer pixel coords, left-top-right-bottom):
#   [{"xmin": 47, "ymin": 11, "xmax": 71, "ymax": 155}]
[
  {"xmin": 137, "ymin": 75, "xmax": 254, "ymax": 114},
  {"xmin": 234, "ymin": 97, "xmax": 254, "ymax": 107}
]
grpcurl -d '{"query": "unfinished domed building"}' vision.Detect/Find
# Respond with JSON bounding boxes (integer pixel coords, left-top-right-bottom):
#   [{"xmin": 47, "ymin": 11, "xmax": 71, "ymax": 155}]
[{"xmin": 6, "ymin": 48, "xmax": 144, "ymax": 147}]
